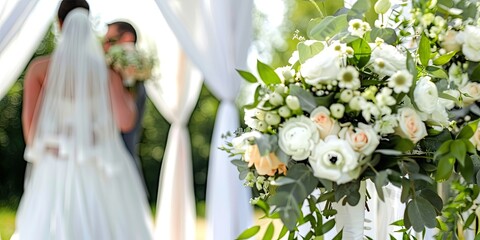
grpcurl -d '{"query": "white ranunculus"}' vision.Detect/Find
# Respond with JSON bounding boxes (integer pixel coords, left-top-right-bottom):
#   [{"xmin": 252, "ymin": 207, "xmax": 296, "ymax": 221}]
[
  {"xmin": 340, "ymin": 123, "xmax": 380, "ymax": 156},
  {"xmin": 300, "ymin": 45, "xmax": 343, "ymax": 85},
  {"xmin": 310, "ymin": 106, "xmax": 341, "ymax": 139},
  {"xmin": 460, "ymin": 82, "xmax": 480, "ymax": 106},
  {"xmin": 396, "ymin": 107, "xmax": 428, "ymax": 144},
  {"xmin": 369, "ymin": 43, "xmax": 407, "ymax": 77},
  {"xmin": 309, "ymin": 135, "xmax": 361, "ymax": 184},
  {"xmin": 413, "ymin": 76, "xmax": 438, "ymax": 114},
  {"xmin": 278, "ymin": 115, "xmax": 320, "ymax": 161},
  {"xmin": 456, "ymin": 25, "xmax": 480, "ymax": 62}
]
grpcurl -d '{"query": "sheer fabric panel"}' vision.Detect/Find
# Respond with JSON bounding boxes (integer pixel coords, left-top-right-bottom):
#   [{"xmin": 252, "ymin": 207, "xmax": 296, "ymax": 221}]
[
  {"xmin": 0, "ymin": 0, "xmax": 59, "ymax": 99},
  {"xmin": 153, "ymin": 0, "xmax": 254, "ymax": 239}
]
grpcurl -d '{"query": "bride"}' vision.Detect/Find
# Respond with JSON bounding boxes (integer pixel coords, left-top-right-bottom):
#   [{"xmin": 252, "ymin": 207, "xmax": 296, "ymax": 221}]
[{"xmin": 13, "ymin": 1, "xmax": 154, "ymax": 239}]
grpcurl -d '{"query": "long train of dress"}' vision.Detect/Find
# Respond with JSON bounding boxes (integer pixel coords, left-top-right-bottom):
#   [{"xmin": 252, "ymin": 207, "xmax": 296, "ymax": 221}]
[{"xmin": 12, "ymin": 135, "xmax": 154, "ymax": 240}]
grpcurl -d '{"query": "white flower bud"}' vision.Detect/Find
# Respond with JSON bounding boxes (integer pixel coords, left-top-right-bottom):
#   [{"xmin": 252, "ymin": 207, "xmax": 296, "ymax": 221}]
[
  {"xmin": 330, "ymin": 103, "xmax": 345, "ymax": 119},
  {"xmin": 265, "ymin": 112, "xmax": 281, "ymax": 126},
  {"xmin": 268, "ymin": 92, "xmax": 284, "ymax": 106},
  {"xmin": 278, "ymin": 106, "xmax": 292, "ymax": 118},
  {"xmin": 374, "ymin": 0, "xmax": 391, "ymax": 14},
  {"xmin": 255, "ymin": 109, "xmax": 266, "ymax": 121},
  {"xmin": 340, "ymin": 89, "xmax": 354, "ymax": 102},
  {"xmin": 256, "ymin": 120, "xmax": 268, "ymax": 132},
  {"xmin": 286, "ymin": 95, "xmax": 301, "ymax": 110},
  {"xmin": 349, "ymin": 96, "xmax": 365, "ymax": 111}
]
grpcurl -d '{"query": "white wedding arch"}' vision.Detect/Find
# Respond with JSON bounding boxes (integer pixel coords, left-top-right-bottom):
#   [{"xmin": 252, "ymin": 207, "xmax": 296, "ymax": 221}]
[
  {"xmin": 0, "ymin": 0, "xmax": 252, "ymax": 239},
  {"xmin": 0, "ymin": 0, "xmax": 443, "ymax": 239}
]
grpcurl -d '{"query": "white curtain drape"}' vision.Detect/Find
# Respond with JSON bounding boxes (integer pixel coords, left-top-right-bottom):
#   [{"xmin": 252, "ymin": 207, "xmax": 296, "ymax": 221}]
[
  {"xmin": 153, "ymin": 0, "xmax": 254, "ymax": 239},
  {"xmin": 88, "ymin": 1, "xmax": 202, "ymax": 239},
  {"xmin": 0, "ymin": 0, "xmax": 59, "ymax": 99}
]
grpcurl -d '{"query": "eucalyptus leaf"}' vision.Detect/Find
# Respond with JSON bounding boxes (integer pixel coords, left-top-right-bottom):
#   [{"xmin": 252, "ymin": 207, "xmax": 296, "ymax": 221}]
[
  {"xmin": 297, "ymin": 41, "xmax": 325, "ymax": 63},
  {"xmin": 275, "ymin": 148, "xmax": 290, "ymax": 164},
  {"xmin": 407, "ymin": 197, "xmax": 437, "ymax": 231},
  {"xmin": 289, "ymin": 85, "xmax": 317, "ymax": 113},
  {"xmin": 308, "ymin": 15, "xmax": 348, "ymax": 41},
  {"xmin": 237, "ymin": 69, "xmax": 258, "ymax": 83},
  {"xmin": 272, "ymin": 177, "xmax": 297, "ymax": 186},
  {"xmin": 347, "ymin": 0, "xmax": 371, "ymax": 20},
  {"xmin": 419, "ymin": 189, "xmax": 443, "ymax": 213},
  {"xmin": 268, "ymin": 192, "xmax": 301, "ymax": 231},
  {"xmin": 236, "ymin": 225, "xmax": 261, "ymax": 240},
  {"xmin": 374, "ymin": 171, "xmax": 389, "ymax": 201},
  {"xmin": 257, "ymin": 60, "xmax": 282, "ymax": 85},
  {"xmin": 255, "ymin": 134, "xmax": 278, "ymax": 156},
  {"xmin": 400, "ymin": 179, "xmax": 410, "ymax": 203},
  {"xmin": 370, "ymin": 27, "xmax": 397, "ymax": 44}
]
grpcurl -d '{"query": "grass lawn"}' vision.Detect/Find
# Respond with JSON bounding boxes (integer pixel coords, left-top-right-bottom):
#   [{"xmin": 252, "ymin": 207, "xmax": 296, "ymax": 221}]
[
  {"xmin": 0, "ymin": 208, "xmax": 15, "ymax": 240},
  {"xmin": 0, "ymin": 204, "xmax": 281, "ymax": 240}
]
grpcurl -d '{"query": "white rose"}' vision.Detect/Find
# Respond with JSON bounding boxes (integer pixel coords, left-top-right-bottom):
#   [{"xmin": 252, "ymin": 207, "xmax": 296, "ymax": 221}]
[
  {"xmin": 309, "ymin": 135, "xmax": 361, "ymax": 184},
  {"xmin": 300, "ymin": 45, "xmax": 343, "ymax": 85},
  {"xmin": 369, "ymin": 43, "xmax": 407, "ymax": 77},
  {"xmin": 340, "ymin": 123, "xmax": 380, "ymax": 156},
  {"xmin": 460, "ymin": 82, "xmax": 480, "ymax": 105},
  {"xmin": 278, "ymin": 115, "xmax": 320, "ymax": 161},
  {"xmin": 470, "ymin": 123, "xmax": 480, "ymax": 151},
  {"xmin": 413, "ymin": 76, "xmax": 438, "ymax": 114},
  {"xmin": 456, "ymin": 25, "xmax": 480, "ymax": 62},
  {"xmin": 310, "ymin": 106, "xmax": 341, "ymax": 139},
  {"xmin": 441, "ymin": 30, "xmax": 461, "ymax": 52},
  {"xmin": 396, "ymin": 107, "xmax": 428, "ymax": 144}
]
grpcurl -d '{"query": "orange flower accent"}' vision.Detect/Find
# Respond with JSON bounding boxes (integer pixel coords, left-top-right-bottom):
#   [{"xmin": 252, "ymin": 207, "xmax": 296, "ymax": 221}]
[{"xmin": 245, "ymin": 145, "xmax": 287, "ymax": 176}]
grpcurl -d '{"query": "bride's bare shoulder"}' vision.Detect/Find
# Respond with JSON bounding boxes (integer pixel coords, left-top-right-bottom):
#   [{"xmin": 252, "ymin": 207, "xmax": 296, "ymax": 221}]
[{"xmin": 25, "ymin": 56, "xmax": 51, "ymax": 83}]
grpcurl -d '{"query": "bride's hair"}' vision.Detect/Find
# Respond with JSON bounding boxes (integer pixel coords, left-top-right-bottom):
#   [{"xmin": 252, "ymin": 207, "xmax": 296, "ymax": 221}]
[{"xmin": 57, "ymin": 0, "xmax": 90, "ymax": 23}]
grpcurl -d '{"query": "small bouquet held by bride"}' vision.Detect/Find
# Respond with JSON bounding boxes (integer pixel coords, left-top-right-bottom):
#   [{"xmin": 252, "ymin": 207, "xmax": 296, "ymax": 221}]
[
  {"xmin": 105, "ymin": 43, "xmax": 156, "ymax": 87},
  {"xmin": 221, "ymin": 0, "xmax": 480, "ymax": 239}
]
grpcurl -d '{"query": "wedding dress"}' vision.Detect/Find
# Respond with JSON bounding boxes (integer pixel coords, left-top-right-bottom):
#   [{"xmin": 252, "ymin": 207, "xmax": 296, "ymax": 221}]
[{"xmin": 12, "ymin": 9, "xmax": 153, "ymax": 240}]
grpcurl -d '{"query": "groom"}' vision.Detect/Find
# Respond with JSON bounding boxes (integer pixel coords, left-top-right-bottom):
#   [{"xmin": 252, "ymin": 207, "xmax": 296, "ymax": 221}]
[{"xmin": 103, "ymin": 21, "xmax": 147, "ymax": 176}]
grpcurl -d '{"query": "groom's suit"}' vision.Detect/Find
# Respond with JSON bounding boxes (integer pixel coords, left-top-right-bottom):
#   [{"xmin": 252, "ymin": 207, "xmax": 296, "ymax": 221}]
[{"xmin": 121, "ymin": 83, "xmax": 147, "ymax": 173}]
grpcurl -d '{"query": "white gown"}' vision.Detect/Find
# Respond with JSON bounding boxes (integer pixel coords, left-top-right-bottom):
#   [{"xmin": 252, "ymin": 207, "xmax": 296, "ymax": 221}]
[
  {"xmin": 12, "ymin": 101, "xmax": 154, "ymax": 240},
  {"xmin": 12, "ymin": 8, "xmax": 154, "ymax": 240}
]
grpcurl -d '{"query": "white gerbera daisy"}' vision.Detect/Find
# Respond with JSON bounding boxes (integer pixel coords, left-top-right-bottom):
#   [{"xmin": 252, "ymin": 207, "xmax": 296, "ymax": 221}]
[
  {"xmin": 387, "ymin": 70, "xmax": 413, "ymax": 93},
  {"xmin": 348, "ymin": 19, "xmax": 367, "ymax": 37},
  {"xmin": 337, "ymin": 66, "xmax": 360, "ymax": 90}
]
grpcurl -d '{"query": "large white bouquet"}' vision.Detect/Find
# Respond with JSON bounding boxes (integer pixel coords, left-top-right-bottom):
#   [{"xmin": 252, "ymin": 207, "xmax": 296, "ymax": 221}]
[
  {"xmin": 221, "ymin": 0, "xmax": 480, "ymax": 239},
  {"xmin": 105, "ymin": 43, "xmax": 156, "ymax": 87}
]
